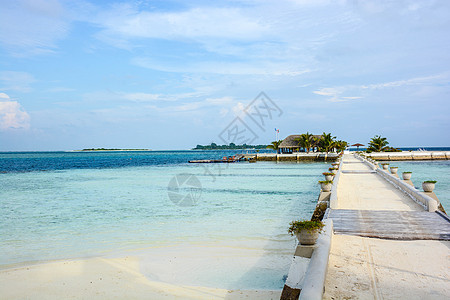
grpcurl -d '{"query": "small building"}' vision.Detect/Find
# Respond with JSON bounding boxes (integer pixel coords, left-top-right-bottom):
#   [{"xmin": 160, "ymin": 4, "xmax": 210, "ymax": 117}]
[{"xmin": 279, "ymin": 134, "xmax": 322, "ymax": 154}]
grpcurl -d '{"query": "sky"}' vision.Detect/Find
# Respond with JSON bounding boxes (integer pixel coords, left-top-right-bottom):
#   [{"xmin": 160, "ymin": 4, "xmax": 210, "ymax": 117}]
[{"xmin": 0, "ymin": 0, "xmax": 449, "ymax": 151}]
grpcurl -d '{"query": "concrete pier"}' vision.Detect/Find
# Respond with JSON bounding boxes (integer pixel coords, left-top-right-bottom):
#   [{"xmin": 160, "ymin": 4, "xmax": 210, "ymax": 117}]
[
  {"xmin": 365, "ymin": 151, "xmax": 450, "ymax": 161},
  {"xmin": 242, "ymin": 153, "xmax": 339, "ymax": 162},
  {"xmin": 323, "ymin": 154, "xmax": 450, "ymax": 299}
]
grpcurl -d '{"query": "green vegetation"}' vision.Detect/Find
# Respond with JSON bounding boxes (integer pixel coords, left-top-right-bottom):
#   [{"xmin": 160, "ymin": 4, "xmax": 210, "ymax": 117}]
[
  {"xmin": 292, "ymin": 132, "xmax": 348, "ymax": 154},
  {"xmin": 318, "ymin": 180, "xmax": 333, "ymax": 184},
  {"xmin": 366, "ymin": 135, "xmax": 401, "ymax": 152},
  {"xmin": 295, "ymin": 132, "xmax": 316, "ymax": 153},
  {"xmin": 317, "ymin": 132, "xmax": 336, "ymax": 153},
  {"xmin": 424, "ymin": 180, "xmax": 437, "ymax": 183},
  {"xmin": 266, "ymin": 140, "xmax": 283, "ymax": 154},
  {"xmin": 288, "ymin": 220, "xmax": 324, "ymax": 236},
  {"xmin": 334, "ymin": 140, "xmax": 348, "ymax": 153},
  {"xmin": 367, "ymin": 135, "xmax": 389, "ymax": 152},
  {"xmin": 384, "ymin": 147, "xmax": 402, "ymax": 152},
  {"xmin": 322, "ymin": 172, "xmax": 334, "ymax": 176},
  {"xmin": 193, "ymin": 143, "xmax": 267, "ymax": 150}
]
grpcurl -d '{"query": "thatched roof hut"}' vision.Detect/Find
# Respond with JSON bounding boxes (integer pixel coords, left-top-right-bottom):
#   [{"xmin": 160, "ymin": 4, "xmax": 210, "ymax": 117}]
[
  {"xmin": 279, "ymin": 134, "xmax": 322, "ymax": 153},
  {"xmin": 279, "ymin": 134, "xmax": 321, "ymax": 148}
]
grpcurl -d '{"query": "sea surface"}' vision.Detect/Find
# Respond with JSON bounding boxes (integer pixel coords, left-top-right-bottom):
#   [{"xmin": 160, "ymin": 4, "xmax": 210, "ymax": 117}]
[
  {"xmin": 1, "ymin": 150, "xmax": 449, "ymax": 290},
  {"xmin": 0, "ymin": 150, "xmax": 327, "ymax": 290},
  {"xmin": 382, "ymin": 160, "xmax": 450, "ymax": 209}
]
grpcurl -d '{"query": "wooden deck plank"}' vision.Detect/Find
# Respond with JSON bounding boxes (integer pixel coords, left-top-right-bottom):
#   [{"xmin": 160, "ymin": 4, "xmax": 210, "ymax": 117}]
[{"xmin": 329, "ymin": 209, "xmax": 450, "ymax": 240}]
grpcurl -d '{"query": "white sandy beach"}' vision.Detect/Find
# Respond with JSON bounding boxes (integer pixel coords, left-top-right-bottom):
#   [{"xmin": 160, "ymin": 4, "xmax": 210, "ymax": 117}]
[{"xmin": 0, "ymin": 244, "xmax": 284, "ymax": 300}]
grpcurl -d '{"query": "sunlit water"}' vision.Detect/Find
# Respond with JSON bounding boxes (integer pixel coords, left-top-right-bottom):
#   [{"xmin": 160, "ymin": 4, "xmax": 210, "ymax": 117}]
[
  {"xmin": 0, "ymin": 151, "xmax": 329, "ymax": 289},
  {"xmin": 1, "ymin": 151, "xmax": 449, "ymax": 290},
  {"xmin": 382, "ymin": 160, "xmax": 450, "ymax": 209}
]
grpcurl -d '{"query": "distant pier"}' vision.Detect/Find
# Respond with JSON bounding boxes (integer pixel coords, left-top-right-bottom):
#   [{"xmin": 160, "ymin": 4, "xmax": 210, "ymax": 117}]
[
  {"xmin": 365, "ymin": 150, "xmax": 450, "ymax": 161},
  {"xmin": 189, "ymin": 150, "xmax": 450, "ymax": 164},
  {"xmin": 189, "ymin": 152, "xmax": 340, "ymax": 163}
]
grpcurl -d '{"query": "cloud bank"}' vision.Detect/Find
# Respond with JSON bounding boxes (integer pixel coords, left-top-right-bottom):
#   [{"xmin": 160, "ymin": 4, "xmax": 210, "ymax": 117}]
[{"xmin": 0, "ymin": 93, "xmax": 30, "ymax": 130}]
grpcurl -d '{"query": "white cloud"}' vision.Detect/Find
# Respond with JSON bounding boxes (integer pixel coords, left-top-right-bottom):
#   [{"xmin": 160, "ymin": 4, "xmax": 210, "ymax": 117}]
[
  {"xmin": 0, "ymin": 0, "xmax": 69, "ymax": 56},
  {"xmin": 122, "ymin": 91, "xmax": 206, "ymax": 102},
  {"xmin": 96, "ymin": 5, "xmax": 267, "ymax": 42},
  {"xmin": 123, "ymin": 92, "xmax": 162, "ymax": 102},
  {"xmin": 90, "ymin": 1, "xmax": 356, "ymax": 76},
  {"xmin": 0, "ymin": 93, "xmax": 30, "ymax": 130},
  {"xmin": 0, "ymin": 71, "xmax": 36, "ymax": 92},
  {"xmin": 232, "ymin": 102, "xmax": 246, "ymax": 116},
  {"xmin": 132, "ymin": 56, "xmax": 310, "ymax": 76},
  {"xmin": 361, "ymin": 73, "xmax": 449, "ymax": 90},
  {"xmin": 313, "ymin": 87, "xmax": 362, "ymax": 102},
  {"xmin": 314, "ymin": 73, "xmax": 450, "ymax": 102}
]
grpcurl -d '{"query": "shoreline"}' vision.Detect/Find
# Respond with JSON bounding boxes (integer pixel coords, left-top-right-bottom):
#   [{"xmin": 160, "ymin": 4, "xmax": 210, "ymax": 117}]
[
  {"xmin": 0, "ymin": 243, "xmax": 288, "ymax": 299},
  {"xmin": 0, "ymin": 255, "xmax": 281, "ymax": 299}
]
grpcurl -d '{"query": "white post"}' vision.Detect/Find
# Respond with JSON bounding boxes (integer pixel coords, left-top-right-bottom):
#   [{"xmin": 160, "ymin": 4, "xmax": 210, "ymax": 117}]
[{"xmin": 428, "ymin": 198, "xmax": 438, "ymax": 212}]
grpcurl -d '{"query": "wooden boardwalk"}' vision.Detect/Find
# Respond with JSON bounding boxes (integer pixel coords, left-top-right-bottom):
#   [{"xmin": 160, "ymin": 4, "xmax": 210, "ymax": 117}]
[{"xmin": 329, "ymin": 209, "xmax": 450, "ymax": 240}]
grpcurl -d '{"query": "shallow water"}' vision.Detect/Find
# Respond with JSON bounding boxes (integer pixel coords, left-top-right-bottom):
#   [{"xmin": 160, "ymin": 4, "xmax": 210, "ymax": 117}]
[
  {"xmin": 2, "ymin": 151, "xmax": 449, "ymax": 289},
  {"xmin": 0, "ymin": 151, "xmax": 329, "ymax": 289},
  {"xmin": 383, "ymin": 160, "xmax": 450, "ymax": 210}
]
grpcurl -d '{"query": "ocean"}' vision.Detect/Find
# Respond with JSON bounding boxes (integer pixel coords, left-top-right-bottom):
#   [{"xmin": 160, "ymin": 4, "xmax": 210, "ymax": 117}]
[
  {"xmin": 0, "ymin": 150, "xmax": 327, "ymax": 290},
  {"xmin": 0, "ymin": 150, "xmax": 449, "ymax": 290}
]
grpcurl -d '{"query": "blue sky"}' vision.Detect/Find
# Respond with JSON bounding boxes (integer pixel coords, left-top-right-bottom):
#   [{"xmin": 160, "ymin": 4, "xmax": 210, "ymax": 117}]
[{"xmin": 0, "ymin": 0, "xmax": 449, "ymax": 150}]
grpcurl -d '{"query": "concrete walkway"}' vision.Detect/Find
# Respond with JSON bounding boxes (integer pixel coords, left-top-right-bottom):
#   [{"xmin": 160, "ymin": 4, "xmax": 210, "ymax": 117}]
[
  {"xmin": 337, "ymin": 155, "xmax": 423, "ymax": 211},
  {"xmin": 324, "ymin": 154, "xmax": 450, "ymax": 299}
]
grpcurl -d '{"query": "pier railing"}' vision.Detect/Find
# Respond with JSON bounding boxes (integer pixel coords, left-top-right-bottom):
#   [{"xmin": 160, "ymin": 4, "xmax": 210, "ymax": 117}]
[{"xmin": 329, "ymin": 157, "xmax": 343, "ymax": 209}]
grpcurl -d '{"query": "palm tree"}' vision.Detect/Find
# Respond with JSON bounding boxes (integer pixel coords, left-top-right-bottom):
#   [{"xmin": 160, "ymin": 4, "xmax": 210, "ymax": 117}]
[
  {"xmin": 334, "ymin": 140, "xmax": 348, "ymax": 153},
  {"xmin": 267, "ymin": 140, "xmax": 283, "ymax": 154},
  {"xmin": 367, "ymin": 135, "xmax": 389, "ymax": 152},
  {"xmin": 318, "ymin": 132, "xmax": 336, "ymax": 154},
  {"xmin": 295, "ymin": 132, "xmax": 317, "ymax": 153}
]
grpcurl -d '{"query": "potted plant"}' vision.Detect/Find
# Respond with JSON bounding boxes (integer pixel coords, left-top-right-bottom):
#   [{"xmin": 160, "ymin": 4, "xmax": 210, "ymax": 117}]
[
  {"xmin": 288, "ymin": 220, "xmax": 325, "ymax": 245},
  {"xmin": 389, "ymin": 166, "xmax": 398, "ymax": 175},
  {"xmin": 322, "ymin": 172, "xmax": 334, "ymax": 181},
  {"xmin": 422, "ymin": 180, "xmax": 437, "ymax": 192},
  {"xmin": 319, "ymin": 180, "xmax": 333, "ymax": 192},
  {"xmin": 329, "ymin": 167, "xmax": 338, "ymax": 175},
  {"xmin": 381, "ymin": 163, "xmax": 389, "ymax": 170},
  {"xmin": 402, "ymin": 172, "xmax": 412, "ymax": 180}
]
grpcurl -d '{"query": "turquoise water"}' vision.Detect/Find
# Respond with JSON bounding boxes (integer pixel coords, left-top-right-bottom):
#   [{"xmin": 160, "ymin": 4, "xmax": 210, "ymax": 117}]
[
  {"xmin": 0, "ymin": 151, "xmax": 329, "ymax": 289},
  {"xmin": 384, "ymin": 160, "xmax": 450, "ymax": 210},
  {"xmin": 2, "ymin": 151, "xmax": 449, "ymax": 289}
]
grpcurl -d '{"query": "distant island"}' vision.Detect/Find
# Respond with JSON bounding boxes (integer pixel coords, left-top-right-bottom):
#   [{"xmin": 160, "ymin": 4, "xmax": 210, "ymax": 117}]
[
  {"xmin": 193, "ymin": 143, "xmax": 268, "ymax": 150},
  {"xmin": 79, "ymin": 148, "xmax": 151, "ymax": 151}
]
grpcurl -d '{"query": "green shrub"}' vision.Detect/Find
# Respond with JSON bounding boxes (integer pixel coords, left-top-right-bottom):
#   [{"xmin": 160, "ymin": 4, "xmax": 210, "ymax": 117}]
[
  {"xmin": 318, "ymin": 180, "xmax": 333, "ymax": 184},
  {"xmin": 424, "ymin": 180, "xmax": 437, "ymax": 184},
  {"xmin": 288, "ymin": 220, "xmax": 324, "ymax": 236}
]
